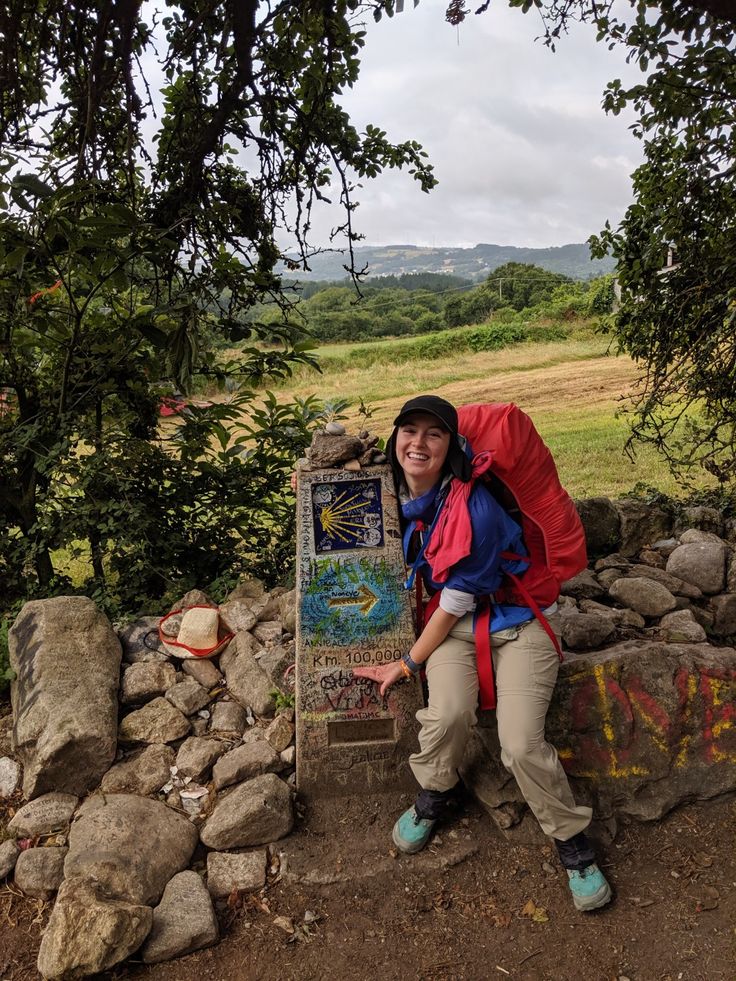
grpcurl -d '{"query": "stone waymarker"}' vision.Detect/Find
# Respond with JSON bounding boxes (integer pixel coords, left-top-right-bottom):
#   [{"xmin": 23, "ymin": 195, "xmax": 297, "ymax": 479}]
[{"xmin": 295, "ymin": 463, "xmax": 422, "ymax": 797}]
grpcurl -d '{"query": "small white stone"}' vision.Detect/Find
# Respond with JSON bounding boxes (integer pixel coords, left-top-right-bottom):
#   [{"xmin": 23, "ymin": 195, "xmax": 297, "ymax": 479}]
[{"xmin": 325, "ymin": 422, "xmax": 346, "ymax": 435}]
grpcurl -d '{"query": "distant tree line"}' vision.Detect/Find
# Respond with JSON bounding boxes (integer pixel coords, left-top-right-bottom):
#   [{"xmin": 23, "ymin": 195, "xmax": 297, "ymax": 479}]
[{"xmin": 253, "ymin": 263, "xmax": 615, "ymax": 343}]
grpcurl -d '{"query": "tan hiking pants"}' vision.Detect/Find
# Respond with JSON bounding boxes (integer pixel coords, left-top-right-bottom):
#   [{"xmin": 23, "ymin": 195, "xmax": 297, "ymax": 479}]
[{"xmin": 408, "ymin": 611, "xmax": 592, "ymax": 840}]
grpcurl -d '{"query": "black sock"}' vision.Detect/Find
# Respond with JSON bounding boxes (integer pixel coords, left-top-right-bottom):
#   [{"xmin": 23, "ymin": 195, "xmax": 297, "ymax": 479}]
[
  {"xmin": 555, "ymin": 831, "xmax": 596, "ymax": 871},
  {"xmin": 415, "ymin": 786, "xmax": 457, "ymax": 820}
]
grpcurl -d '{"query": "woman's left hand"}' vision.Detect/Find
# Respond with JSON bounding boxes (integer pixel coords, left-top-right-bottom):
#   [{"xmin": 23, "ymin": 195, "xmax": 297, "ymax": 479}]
[{"xmin": 353, "ymin": 661, "xmax": 405, "ymax": 697}]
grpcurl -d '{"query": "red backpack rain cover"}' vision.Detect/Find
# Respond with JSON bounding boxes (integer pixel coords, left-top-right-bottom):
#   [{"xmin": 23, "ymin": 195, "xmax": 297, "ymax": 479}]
[{"xmin": 457, "ymin": 402, "xmax": 587, "ymax": 607}]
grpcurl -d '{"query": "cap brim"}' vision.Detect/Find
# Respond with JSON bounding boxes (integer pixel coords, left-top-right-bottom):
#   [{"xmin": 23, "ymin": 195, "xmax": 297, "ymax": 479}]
[{"xmin": 392, "ymin": 409, "xmax": 456, "ymax": 433}]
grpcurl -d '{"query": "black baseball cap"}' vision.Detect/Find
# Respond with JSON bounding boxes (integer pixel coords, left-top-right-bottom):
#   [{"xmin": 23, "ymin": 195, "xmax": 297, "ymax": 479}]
[{"xmin": 392, "ymin": 395, "xmax": 458, "ymax": 434}]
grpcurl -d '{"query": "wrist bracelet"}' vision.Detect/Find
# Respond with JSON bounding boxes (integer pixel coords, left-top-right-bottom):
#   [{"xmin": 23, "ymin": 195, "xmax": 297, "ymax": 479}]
[
  {"xmin": 402, "ymin": 652, "xmax": 421, "ymax": 675},
  {"xmin": 398, "ymin": 659, "xmax": 413, "ymax": 679}
]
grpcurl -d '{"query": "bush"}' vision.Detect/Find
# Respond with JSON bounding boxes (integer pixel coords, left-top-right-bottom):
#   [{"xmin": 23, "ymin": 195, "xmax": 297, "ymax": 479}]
[{"xmin": 465, "ymin": 322, "xmax": 526, "ymax": 351}]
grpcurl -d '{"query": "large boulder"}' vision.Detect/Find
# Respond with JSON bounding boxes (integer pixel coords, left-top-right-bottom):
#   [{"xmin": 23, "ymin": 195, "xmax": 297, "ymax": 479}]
[
  {"xmin": 64, "ymin": 794, "xmax": 198, "ymax": 905},
  {"xmin": 100, "ymin": 744, "xmax": 175, "ymax": 796},
  {"xmin": 8, "ymin": 792, "xmax": 78, "ymax": 836},
  {"xmin": 118, "ymin": 697, "xmax": 191, "ymax": 745},
  {"xmin": 199, "ymin": 773, "xmax": 294, "ymax": 850},
  {"xmin": 223, "ymin": 632, "xmax": 275, "ymax": 717},
  {"xmin": 141, "ymin": 870, "xmax": 218, "ymax": 964},
  {"xmin": 608, "ymin": 577, "xmax": 677, "ymax": 618},
  {"xmin": 575, "ymin": 497, "xmax": 621, "ymax": 557},
  {"xmin": 666, "ymin": 541, "xmax": 728, "ymax": 595},
  {"xmin": 614, "ymin": 499, "xmax": 672, "ymax": 557},
  {"xmin": 14, "ymin": 846, "xmax": 67, "ymax": 900},
  {"xmin": 9, "ymin": 597, "xmax": 122, "ymax": 799},
  {"xmin": 37, "ymin": 876, "xmax": 152, "ymax": 980},
  {"xmin": 463, "ymin": 640, "xmax": 736, "ymax": 826}
]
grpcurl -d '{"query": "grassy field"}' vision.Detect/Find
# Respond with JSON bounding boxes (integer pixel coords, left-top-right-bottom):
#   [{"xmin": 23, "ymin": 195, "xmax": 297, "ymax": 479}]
[{"xmin": 265, "ymin": 327, "xmax": 713, "ymax": 500}]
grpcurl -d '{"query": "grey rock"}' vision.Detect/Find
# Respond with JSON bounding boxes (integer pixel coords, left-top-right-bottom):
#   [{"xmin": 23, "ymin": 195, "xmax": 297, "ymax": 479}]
[
  {"xmin": 120, "ymin": 662, "xmax": 177, "ymax": 704},
  {"xmin": 560, "ymin": 608, "xmax": 616, "ymax": 651},
  {"xmin": 182, "ymin": 658, "xmax": 223, "ymax": 689},
  {"xmin": 165, "ymin": 678, "xmax": 211, "ymax": 716},
  {"xmin": 209, "ymin": 700, "xmax": 248, "ymax": 735},
  {"xmin": 169, "ymin": 589, "xmax": 212, "ymax": 613},
  {"xmin": 727, "ymin": 553, "xmax": 736, "ymax": 594},
  {"xmin": 207, "ymin": 850, "xmax": 266, "ymax": 898},
  {"xmin": 176, "ymin": 737, "xmax": 231, "ymax": 782},
  {"xmin": 324, "ymin": 421, "xmax": 346, "ymax": 435},
  {"xmin": 265, "ymin": 715, "xmax": 294, "ymax": 753},
  {"xmin": 219, "ymin": 599, "xmax": 258, "ymax": 635},
  {"xmin": 118, "ymin": 617, "xmax": 168, "ymax": 663},
  {"xmin": 141, "ymin": 870, "xmax": 218, "ymax": 964},
  {"xmin": 652, "ymin": 537, "xmax": 679, "ymax": 557},
  {"xmin": 596, "ymin": 568, "xmax": 625, "ymax": 590},
  {"xmin": 626, "ymin": 564, "xmax": 702, "ymax": 599},
  {"xmin": 691, "ymin": 606, "xmax": 715, "ymax": 631},
  {"xmin": 608, "ymin": 577, "xmax": 677, "ymax": 618},
  {"xmin": 278, "ymin": 589, "xmax": 297, "ymax": 636},
  {"xmin": 100, "ymin": 744, "xmax": 176, "ymax": 796},
  {"xmin": 37, "ymin": 875, "xmax": 152, "ymax": 979},
  {"xmin": 200, "ymin": 773, "xmax": 294, "ymax": 850},
  {"xmin": 14, "ymin": 846, "xmax": 67, "ymax": 899},
  {"xmin": 0, "ymin": 839, "xmax": 20, "ymax": 879},
  {"xmin": 615, "ymin": 499, "xmax": 672, "ymax": 557},
  {"xmin": 226, "ymin": 577, "xmax": 266, "ymax": 603},
  {"xmin": 280, "ymin": 746, "xmax": 296, "ymax": 768},
  {"xmin": 308, "ymin": 431, "xmax": 364, "ymax": 467},
  {"xmin": 593, "ymin": 553, "xmax": 631, "ymax": 571},
  {"xmin": 679, "ymin": 527, "xmax": 726, "ymax": 545},
  {"xmin": 224, "ymin": 632, "xmax": 275, "ymax": 717},
  {"xmin": 575, "ymin": 497, "xmax": 621, "ymax": 557},
  {"xmin": 637, "ymin": 548, "xmax": 666, "ymax": 569},
  {"xmin": 10, "ymin": 596, "xmax": 121, "ymax": 799},
  {"xmin": 118, "ymin": 697, "xmax": 191, "ymax": 745},
  {"xmin": 710, "ymin": 594, "xmax": 736, "ymax": 637},
  {"xmin": 255, "ymin": 643, "xmax": 295, "ymax": 690},
  {"xmin": 659, "ymin": 610, "xmax": 707, "ymax": 644},
  {"xmin": 675, "ymin": 507, "xmax": 724, "ymax": 537},
  {"xmin": 9, "ymin": 792, "xmax": 78, "ymax": 837},
  {"xmin": 212, "ymin": 741, "xmax": 282, "ymax": 791},
  {"xmin": 253, "ymin": 620, "xmax": 283, "ymax": 646},
  {"xmin": 0, "ymin": 756, "xmax": 21, "ymax": 797},
  {"xmin": 578, "ymin": 600, "xmax": 645, "ymax": 629},
  {"xmin": 666, "ymin": 541, "xmax": 727, "ymax": 595},
  {"xmin": 65, "ymin": 793, "xmax": 198, "ymax": 905},
  {"xmin": 560, "ymin": 569, "xmax": 605, "ymax": 600},
  {"xmin": 191, "ymin": 718, "xmax": 209, "ymax": 737}
]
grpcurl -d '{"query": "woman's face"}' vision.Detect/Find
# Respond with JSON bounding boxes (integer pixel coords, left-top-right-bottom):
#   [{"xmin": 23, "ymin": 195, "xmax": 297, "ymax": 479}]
[{"xmin": 395, "ymin": 412, "xmax": 451, "ymax": 490}]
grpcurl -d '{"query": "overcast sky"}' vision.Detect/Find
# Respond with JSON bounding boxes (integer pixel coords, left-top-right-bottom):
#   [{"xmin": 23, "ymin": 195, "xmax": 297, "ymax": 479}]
[{"xmin": 304, "ymin": 1, "xmax": 645, "ymax": 250}]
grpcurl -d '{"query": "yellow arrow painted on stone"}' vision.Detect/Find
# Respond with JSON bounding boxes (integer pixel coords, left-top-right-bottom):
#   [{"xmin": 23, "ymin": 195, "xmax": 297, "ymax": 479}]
[{"xmin": 327, "ymin": 584, "xmax": 379, "ymax": 615}]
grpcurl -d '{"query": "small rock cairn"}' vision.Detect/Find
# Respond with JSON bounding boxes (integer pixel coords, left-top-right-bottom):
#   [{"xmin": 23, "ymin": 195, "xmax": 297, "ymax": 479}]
[{"xmin": 307, "ymin": 419, "xmax": 387, "ymax": 469}]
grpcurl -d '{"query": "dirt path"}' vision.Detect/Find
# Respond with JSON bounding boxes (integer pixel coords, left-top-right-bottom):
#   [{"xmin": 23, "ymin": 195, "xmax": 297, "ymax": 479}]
[{"xmin": 3, "ymin": 792, "xmax": 734, "ymax": 981}]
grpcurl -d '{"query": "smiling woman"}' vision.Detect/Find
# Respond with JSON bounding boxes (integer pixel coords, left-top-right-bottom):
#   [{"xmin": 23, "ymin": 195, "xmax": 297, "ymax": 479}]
[{"xmin": 353, "ymin": 393, "xmax": 613, "ymax": 913}]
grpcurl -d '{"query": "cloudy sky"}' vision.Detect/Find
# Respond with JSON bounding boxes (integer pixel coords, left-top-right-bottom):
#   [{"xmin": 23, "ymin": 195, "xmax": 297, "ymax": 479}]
[{"xmin": 305, "ymin": 1, "xmax": 645, "ymax": 250}]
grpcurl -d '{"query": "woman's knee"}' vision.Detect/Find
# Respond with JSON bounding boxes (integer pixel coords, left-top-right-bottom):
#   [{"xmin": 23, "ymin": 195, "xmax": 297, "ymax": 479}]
[
  {"xmin": 421, "ymin": 700, "xmax": 476, "ymax": 736},
  {"xmin": 498, "ymin": 729, "xmax": 541, "ymax": 767}
]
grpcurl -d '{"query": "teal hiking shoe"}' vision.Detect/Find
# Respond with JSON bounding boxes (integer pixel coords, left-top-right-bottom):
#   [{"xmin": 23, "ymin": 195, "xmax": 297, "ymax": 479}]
[
  {"xmin": 392, "ymin": 806, "xmax": 436, "ymax": 854},
  {"xmin": 566, "ymin": 863, "xmax": 612, "ymax": 912}
]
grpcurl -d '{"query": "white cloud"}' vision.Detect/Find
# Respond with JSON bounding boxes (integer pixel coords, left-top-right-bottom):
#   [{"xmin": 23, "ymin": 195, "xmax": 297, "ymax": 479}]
[{"xmin": 299, "ymin": 1, "xmax": 646, "ymax": 250}]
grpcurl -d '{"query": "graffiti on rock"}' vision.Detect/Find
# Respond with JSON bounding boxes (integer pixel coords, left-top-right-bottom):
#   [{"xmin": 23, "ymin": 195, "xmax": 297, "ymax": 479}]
[{"xmin": 558, "ymin": 662, "xmax": 736, "ymax": 779}]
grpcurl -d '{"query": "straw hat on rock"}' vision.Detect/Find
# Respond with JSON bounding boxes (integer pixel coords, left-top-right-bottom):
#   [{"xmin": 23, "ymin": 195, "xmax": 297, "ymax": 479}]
[{"xmin": 159, "ymin": 605, "xmax": 234, "ymax": 659}]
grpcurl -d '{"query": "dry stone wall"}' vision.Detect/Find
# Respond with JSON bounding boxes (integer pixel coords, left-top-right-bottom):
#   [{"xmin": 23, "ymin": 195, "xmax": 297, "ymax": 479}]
[
  {"xmin": 2, "ymin": 581, "xmax": 299, "ymax": 979},
  {"xmin": 2, "ymin": 491, "xmax": 736, "ymax": 975}
]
